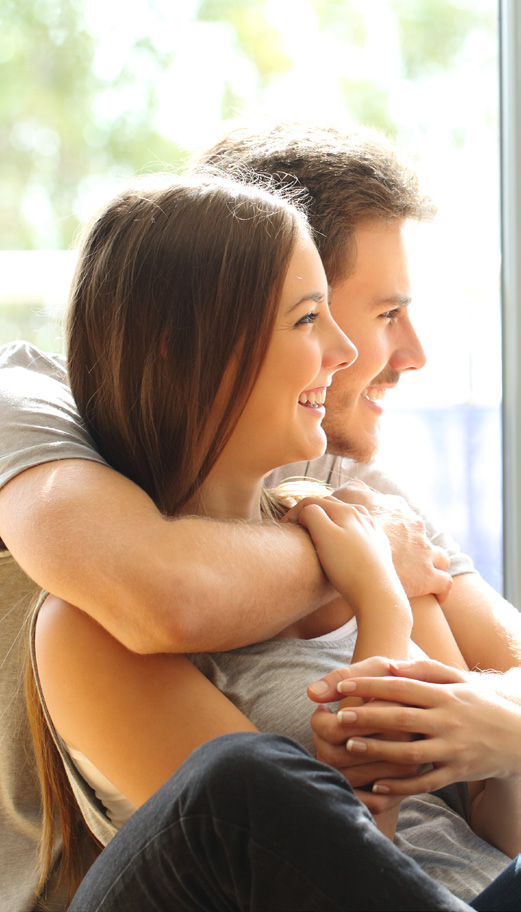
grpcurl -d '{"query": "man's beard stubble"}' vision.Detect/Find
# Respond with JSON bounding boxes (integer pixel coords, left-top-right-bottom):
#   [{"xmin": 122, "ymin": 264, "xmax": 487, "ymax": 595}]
[{"xmin": 323, "ymin": 369, "xmax": 400, "ymax": 464}]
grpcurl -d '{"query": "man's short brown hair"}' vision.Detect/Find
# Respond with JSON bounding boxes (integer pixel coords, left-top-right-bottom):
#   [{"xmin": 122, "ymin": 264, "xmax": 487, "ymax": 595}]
[{"xmin": 196, "ymin": 122, "xmax": 436, "ymax": 283}]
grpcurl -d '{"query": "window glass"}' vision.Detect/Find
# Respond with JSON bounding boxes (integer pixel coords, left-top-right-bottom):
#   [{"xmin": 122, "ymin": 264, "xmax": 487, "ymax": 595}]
[{"xmin": 1, "ymin": 0, "xmax": 501, "ymax": 587}]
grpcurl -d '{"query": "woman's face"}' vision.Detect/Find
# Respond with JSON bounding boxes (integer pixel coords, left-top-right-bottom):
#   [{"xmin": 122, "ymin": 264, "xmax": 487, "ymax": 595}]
[{"xmin": 223, "ymin": 233, "xmax": 358, "ymax": 479}]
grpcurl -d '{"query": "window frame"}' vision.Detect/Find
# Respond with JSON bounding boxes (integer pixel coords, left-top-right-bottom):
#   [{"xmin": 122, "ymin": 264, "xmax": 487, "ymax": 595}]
[{"xmin": 500, "ymin": 0, "xmax": 521, "ymax": 606}]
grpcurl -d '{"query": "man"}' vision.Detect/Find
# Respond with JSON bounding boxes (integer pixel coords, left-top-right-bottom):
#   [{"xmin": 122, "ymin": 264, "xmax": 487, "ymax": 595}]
[
  {"xmin": 0, "ymin": 124, "xmax": 519, "ymax": 910},
  {"xmin": 202, "ymin": 122, "xmax": 521, "ymax": 690}
]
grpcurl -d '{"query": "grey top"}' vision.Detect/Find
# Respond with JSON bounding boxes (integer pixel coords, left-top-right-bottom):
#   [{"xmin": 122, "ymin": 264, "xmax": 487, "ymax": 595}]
[{"xmin": 0, "ymin": 340, "xmax": 477, "ymax": 909}]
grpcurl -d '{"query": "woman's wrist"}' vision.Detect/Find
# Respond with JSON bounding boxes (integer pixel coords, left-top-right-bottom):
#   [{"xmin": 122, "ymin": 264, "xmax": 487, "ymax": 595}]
[{"xmin": 352, "ymin": 578, "xmax": 412, "ymax": 624}]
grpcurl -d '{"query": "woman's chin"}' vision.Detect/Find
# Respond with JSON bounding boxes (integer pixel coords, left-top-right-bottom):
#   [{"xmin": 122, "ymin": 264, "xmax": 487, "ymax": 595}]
[{"xmin": 284, "ymin": 432, "xmax": 328, "ymax": 467}]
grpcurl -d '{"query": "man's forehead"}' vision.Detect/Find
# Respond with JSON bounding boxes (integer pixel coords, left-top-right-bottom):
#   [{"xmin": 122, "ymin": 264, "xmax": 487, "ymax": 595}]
[{"xmin": 333, "ymin": 217, "xmax": 410, "ymax": 273}]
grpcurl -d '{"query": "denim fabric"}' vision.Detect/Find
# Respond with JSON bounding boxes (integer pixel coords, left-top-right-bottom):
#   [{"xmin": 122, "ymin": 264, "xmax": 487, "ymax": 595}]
[
  {"xmin": 471, "ymin": 854, "xmax": 521, "ymax": 912},
  {"xmin": 69, "ymin": 733, "xmax": 477, "ymax": 912}
]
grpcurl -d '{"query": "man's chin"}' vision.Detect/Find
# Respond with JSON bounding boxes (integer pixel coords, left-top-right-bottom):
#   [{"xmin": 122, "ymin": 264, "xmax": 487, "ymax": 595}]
[{"xmin": 324, "ymin": 431, "xmax": 379, "ymax": 464}]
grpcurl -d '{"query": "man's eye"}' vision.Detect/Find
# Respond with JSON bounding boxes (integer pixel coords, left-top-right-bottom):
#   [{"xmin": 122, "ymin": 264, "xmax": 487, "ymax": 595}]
[
  {"xmin": 380, "ymin": 308, "xmax": 401, "ymax": 322},
  {"xmin": 296, "ymin": 311, "xmax": 319, "ymax": 327}
]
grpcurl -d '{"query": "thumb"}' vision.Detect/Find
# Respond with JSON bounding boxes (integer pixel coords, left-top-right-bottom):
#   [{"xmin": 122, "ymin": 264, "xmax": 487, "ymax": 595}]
[
  {"xmin": 389, "ymin": 657, "xmax": 467, "ymax": 685},
  {"xmin": 307, "ymin": 666, "xmax": 353, "ymax": 702}
]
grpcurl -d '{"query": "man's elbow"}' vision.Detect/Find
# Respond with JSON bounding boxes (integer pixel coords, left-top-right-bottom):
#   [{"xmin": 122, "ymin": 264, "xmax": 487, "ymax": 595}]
[{"xmin": 118, "ymin": 569, "xmax": 209, "ymax": 655}]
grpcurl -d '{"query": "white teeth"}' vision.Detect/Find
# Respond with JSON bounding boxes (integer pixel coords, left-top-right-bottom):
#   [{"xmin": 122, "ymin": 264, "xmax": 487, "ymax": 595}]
[
  {"xmin": 299, "ymin": 389, "xmax": 326, "ymax": 407},
  {"xmin": 363, "ymin": 388, "xmax": 386, "ymax": 402}
]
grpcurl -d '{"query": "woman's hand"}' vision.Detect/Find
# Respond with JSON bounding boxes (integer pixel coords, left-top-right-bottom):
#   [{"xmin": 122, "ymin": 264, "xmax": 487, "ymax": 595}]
[
  {"xmin": 311, "ymin": 702, "xmax": 421, "ymax": 815},
  {"xmin": 309, "ymin": 657, "xmax": 424, "ymax": 795},
  {"xmin": 333, "ymin": 480, "xmax": 453, "ymax": 603},
  {"xmin": 308, "ymin": 657, "xmax": 521, "ymax": 794},
  {"xmin": 282, "ymin": 496, "xmax": 409, "ymax": 620}
]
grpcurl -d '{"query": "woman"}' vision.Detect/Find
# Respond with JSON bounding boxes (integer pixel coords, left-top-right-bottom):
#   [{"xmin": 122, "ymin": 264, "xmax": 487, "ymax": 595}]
[{"xmin": 27, "ymin": 173, "xmax": 518, "ymax": 904}]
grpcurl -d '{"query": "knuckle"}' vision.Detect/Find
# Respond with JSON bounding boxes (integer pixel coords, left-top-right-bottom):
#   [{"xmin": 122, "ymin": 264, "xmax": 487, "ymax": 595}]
[
  {"xmin": 403, "ymin": 744, "xmax": 424, "ymax": 765},
  {"xmin": 395, "ymin": 707, "xmax": 416, "ymax": 729}
]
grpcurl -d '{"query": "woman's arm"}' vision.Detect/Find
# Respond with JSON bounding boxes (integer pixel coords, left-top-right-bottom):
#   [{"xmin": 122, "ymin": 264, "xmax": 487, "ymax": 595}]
[
  {"xmin": 292, "ymin": 498, "xmax": 414, "ymax": 838},
  {"xmin": 35, "ymin": 595, "xmax": 257, "ymax": 807},
  {"xmin": 290, "ymin": 498, "xmax": 413, "ymax": 661},
  {"xmin": 409, "ymin": 595, "xmax": 467, "ymax": 668}
]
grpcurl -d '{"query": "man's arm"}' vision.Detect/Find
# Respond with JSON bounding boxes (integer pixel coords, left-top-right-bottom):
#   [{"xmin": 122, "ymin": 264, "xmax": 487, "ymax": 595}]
[
  {"xmin": 440, "ymin": 572, "xmax": 521, "ymax": 675},
  {"xmin": 0, "ymin": 459, "xmax": 330, "ymax": 654},
  {"xmin": 331, "ymin": 476, "xmax": 521, "ymax": 675}
]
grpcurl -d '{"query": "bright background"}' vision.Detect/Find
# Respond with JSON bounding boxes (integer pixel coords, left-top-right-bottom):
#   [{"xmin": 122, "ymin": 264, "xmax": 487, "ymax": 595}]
[{"xmin": 1, "ymin": 0, "xmax": 502, "ymax": 589}]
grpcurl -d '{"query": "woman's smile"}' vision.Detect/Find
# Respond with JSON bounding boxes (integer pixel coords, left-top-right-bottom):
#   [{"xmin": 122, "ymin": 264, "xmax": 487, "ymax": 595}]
[
  {"xmin": 209, "ymin": 235, "xmax": 356, "ymax": 494},
  {"xmin": 298, "ymin": 386, "xmax": 327, "ymax": 412}
]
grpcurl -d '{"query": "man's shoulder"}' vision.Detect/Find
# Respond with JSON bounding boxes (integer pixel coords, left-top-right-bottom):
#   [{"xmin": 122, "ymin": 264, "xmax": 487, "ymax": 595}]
[
  {"xmin": 267, "ymin": 455, "xmax": 402, "ymax": 492},
  {"xmin": 0, "ymin": 339, "xmax": 106, "ymax": 489},
  {"xmin": 268, "ymin": 455, "xmax": 475, "ymax": 575},
  {"xmin": 267, "ymin": 454, "xmax": 356, "ymax": 489},
  {"xmin": 0, "ymin": 340, "xmax": 67, "ymax": 380}
]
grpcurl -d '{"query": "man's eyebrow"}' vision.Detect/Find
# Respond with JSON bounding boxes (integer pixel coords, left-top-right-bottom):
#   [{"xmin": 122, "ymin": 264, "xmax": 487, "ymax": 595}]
[
  {"xmin": 286, "ymin": 291, "xmax": 326, "ymax": 313},
  {"xmin": 372, "ymin": 295, "xmax": 412, "ymax": 309}
]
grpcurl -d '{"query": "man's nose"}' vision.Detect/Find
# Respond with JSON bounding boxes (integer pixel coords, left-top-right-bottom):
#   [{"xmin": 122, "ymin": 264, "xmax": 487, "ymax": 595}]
[{"xmin": 390, "ymin": 320, "xmax": 426, "ymax": 372}]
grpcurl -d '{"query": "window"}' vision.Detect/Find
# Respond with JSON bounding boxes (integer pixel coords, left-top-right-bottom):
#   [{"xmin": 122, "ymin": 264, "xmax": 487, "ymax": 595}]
[{"xmin": 2, "ymin": 0, "xmax": 505, "ymax": 593}]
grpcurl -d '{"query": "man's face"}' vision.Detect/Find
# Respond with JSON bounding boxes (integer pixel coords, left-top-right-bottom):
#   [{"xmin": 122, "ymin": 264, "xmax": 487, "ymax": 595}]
[{"xmin": 324, "ymin": 218, "xmax": 426, "ymax": 462}]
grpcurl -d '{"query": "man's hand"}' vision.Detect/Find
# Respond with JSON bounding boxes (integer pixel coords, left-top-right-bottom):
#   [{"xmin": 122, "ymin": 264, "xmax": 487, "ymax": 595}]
[
  {"xmin": 308, "ymin": 657, "xmax": 521, "ymax": 795},
  {"xmin": 333, "ymin": 480, "xmax": 452, "ymax": 602}
]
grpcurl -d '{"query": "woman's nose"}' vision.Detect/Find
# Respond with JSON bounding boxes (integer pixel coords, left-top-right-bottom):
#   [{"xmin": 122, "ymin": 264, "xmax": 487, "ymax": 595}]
[{"xmin": 325, "ymin": 321, "xmax": 358, "ymax": 371}]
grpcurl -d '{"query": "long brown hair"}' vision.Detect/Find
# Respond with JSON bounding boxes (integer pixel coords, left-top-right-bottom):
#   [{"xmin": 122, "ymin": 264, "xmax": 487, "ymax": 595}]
[
  {"xmin": 25, "ymin": 645, "xmax": 102, "ymax": 903},
  {"xmin": 28, "ymin": 173, "xmax": 311, "ymax": 899},
  {"xmin": 68, "ymin": 173, "xmax": 309, "ymax": 515}
]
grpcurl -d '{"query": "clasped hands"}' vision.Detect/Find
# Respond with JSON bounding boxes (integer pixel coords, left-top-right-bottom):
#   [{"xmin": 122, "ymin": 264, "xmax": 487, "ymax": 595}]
[{"xmin": 307, "ymin": 655, "xmax": 520, "ymax": 817}]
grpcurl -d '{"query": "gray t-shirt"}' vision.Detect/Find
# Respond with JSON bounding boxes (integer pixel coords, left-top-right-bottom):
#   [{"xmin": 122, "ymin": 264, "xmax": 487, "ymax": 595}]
[
  {"xmin": 0, "ymin": 340, "xmax": 477, "ymax": 910},
  {"xmin": 189, "ymin": 622, "xmax": 510, "ymax": 904}
]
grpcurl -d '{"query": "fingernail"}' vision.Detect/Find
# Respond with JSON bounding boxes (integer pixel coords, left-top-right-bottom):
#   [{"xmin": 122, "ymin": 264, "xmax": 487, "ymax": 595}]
[
  {"xmin": 336, "ymin": 709, "xmax": 357, "ymax": 723},
  {"xmin": 372, "ymin": 784, "xmax": 390, "ymax": 794},
  {"xmin": 346, "ymin": 737, "xmax": 366, "ymax": 752},
  {"xmin": 337, "ymin": 680, "xmax": 356, "ymax": 693},
  {"xmin": 308, "ymin": 681, "xmax": 329, "ymax": 695},
  {"xmin": 390, "ymin": 660, "xmax": 412, "ymax": 669}
]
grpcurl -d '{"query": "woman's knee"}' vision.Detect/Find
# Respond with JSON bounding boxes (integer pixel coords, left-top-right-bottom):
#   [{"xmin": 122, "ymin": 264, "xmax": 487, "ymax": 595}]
[{"xmin": 148, "ymin": 732, "xmax": 319, "ymax": 820}]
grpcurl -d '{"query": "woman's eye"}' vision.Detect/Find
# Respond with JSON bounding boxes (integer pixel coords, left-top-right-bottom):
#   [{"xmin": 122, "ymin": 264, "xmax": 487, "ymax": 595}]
[{"xmin": 296, "ymin": 311, "xmax": 319, "ymax": 327}]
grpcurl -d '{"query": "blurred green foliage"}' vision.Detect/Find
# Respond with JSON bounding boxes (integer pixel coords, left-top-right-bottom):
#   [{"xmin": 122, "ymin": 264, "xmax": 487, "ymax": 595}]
[
  {"xmin": 391, "ymin": 0, "xmax": 495, "ymax": 79},
  {"xmin": 0, "ymin": 302, "xmax": 63, "ymax": 350},
  {"xmin": 2, "ymin": 0, "xmax": 494, "ymax": 253},
  {"xmin": 312, "ymin": 0, "xmax": 368, "ymax": 47},
  {"xmin": 339, "ymin": 79, "xmax": 397, "ymax": 138},
  {"xmin": 1, "ymin": 0, "xmax": 186, "ymax": 250},
  {"xmin": 197, "ymin": 0, "xmax": 293, "ymax": 88}
]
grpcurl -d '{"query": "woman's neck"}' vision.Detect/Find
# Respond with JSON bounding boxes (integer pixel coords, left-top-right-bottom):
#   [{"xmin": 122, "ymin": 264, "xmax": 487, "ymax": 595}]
[{"xmin": 180, "ymin": 466, "xmax": 264, "ymax": 522}]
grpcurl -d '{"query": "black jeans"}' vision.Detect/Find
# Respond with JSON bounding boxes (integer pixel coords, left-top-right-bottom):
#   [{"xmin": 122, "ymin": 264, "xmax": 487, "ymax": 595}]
[{"xmin": 69, "ymin": 732, "xmax": 504, "ymax": 912}]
